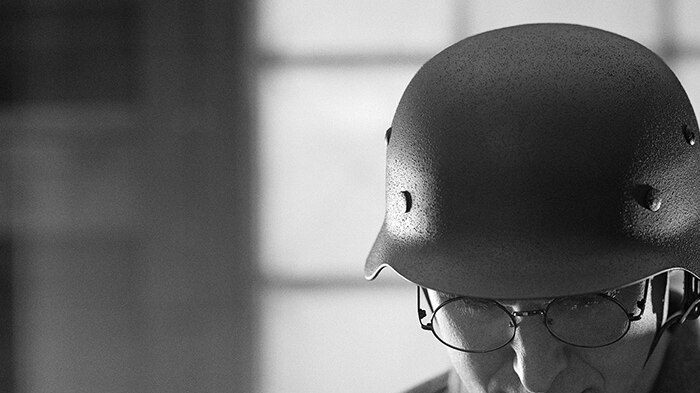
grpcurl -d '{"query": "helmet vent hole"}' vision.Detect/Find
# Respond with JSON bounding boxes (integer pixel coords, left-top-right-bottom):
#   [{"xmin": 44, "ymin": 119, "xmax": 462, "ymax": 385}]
[
  {"xmin": 633, "ymin": 185, "xmax": 663, "ymax": 212},
  {"xmin": 645, "ymin": 187, "xmax": 663, "ymax": 212},
  {"xmin": 683, "ymin": 124, "xmax": 696, "ymax": 146},
  {"xmin": 385, "ymin": 127, "xmax": 392, "ymax": 145},
  {"xmin": 401, "ymin": 190, "xmax": 412, "ymax": 213}
]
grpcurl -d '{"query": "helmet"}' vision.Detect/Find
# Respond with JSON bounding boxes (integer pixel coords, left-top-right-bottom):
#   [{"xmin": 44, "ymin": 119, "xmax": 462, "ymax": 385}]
[{"xmin": 365, "ymin": 23, "xmax": 700, "ymax": 299}]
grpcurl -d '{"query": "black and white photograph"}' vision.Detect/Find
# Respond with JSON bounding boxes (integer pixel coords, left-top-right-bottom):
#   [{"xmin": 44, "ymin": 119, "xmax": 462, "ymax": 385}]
[{"xmin": 2, "ymin": 1, "xmax": 700, "ymax": 392}]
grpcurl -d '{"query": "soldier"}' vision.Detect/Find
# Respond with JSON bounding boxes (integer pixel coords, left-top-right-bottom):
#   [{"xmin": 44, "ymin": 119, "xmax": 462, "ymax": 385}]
[{"xmin": 365, "ymin": 24, "xmax": 700, "ymax": 393}]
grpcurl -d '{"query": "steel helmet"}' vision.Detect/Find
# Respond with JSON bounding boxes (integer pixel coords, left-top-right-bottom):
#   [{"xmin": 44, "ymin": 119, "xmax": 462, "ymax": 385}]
[{"xmin": 365, "ymin": 23, "xmax": 700, "ymax": 299}]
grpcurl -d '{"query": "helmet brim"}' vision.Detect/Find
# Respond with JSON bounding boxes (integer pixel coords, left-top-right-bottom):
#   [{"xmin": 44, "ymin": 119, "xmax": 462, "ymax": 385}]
[{"xmin": 366, "ymin": 222, "xmax": 700, "ymax": 299}]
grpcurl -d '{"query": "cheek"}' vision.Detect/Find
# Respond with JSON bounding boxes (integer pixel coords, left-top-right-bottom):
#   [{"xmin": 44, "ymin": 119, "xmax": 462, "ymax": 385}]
[
  {"xmin": 446, "ymin": 349, "xmax": 510, "ymax": 393},
  {"xmin": 576, "ymin": 313, "xmax": 658, "ymax": 391}
]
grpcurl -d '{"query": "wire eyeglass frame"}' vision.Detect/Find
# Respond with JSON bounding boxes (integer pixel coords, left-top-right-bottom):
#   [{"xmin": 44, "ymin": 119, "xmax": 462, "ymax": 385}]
[{"xmin": 417, "ymin": 280, "xmax": 649, "ymax": 353}]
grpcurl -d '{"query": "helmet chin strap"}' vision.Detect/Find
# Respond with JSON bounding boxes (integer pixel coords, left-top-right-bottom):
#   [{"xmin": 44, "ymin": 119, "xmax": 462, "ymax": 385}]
[{"xmin": 644, "ymin": 272, "xmax": 700, "ymax": 366}]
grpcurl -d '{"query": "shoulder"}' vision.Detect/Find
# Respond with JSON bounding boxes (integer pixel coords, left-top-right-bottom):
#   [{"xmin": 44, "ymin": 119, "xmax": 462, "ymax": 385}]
[{"xmin": 402, "ymin": 371, "xmax": 459, "ymax": 393}]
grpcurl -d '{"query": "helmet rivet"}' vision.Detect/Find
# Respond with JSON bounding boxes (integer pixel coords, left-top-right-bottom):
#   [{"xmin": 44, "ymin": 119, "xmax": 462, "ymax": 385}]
[
  {"xmin": 683, "ymin": 124, "xmax": 696, "ymax": 146},
  {"xmin": 401, "ymin": 190, "xmax": 412, "ymax": 213},
  {"xmin": 385, "ymin": 127, "xmax": 392, "ymax": 145},
  {"xmin": 646, "ymin": 187, "xmax": 663, "ymax": 212}
]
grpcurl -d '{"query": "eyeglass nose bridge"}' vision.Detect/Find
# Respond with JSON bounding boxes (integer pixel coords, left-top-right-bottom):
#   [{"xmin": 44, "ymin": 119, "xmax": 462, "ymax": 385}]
[
  {"xmin": 510, "ymin": 309, "xmax": 547, "ymax": 327},
  {"xmin": 512, "ymin": 309, "xmax": 546, "ymax": 317}
]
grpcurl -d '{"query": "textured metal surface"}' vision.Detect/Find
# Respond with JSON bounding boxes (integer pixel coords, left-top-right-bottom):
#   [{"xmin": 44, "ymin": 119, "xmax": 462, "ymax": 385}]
[{"xmin": 365, "ymin": 24, "xmax": 700, "ymax": 299}]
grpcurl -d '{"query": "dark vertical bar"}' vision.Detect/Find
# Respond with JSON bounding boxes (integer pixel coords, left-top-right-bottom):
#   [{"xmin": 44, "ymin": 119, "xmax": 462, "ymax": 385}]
[
  {"xmin": 141, "ymin": 0, "xmax": 256, "ymax": 391},
  {"xmin": 0, "ymin": 3, "xmax": 25, "ymax": 103},
  {"xmin": 0, "ymin": 2, "xmax": 19, "ymax": 392},
  {"xmin": 0, "ymin": 238, "xmax": 13, "ymax": 393}
]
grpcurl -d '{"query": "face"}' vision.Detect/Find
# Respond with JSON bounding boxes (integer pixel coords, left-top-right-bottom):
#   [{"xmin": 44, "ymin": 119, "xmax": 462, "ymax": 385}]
[{"xmin": 427, "ymin": 280, "xmax": 670, "ymax": 393}]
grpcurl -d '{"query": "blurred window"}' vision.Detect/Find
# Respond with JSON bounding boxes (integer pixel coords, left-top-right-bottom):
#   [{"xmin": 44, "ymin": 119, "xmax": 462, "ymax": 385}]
[{"xmin": 255, "ymin": 1, "xmax": 454, "ymax": 392}]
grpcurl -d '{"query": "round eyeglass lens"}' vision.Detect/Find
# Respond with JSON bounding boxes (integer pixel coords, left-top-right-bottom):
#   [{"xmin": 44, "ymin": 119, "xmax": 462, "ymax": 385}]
[
  {"xmin": 432, "ymin": 297, "xmax": 515, "ymax": 352},
  {"xmin": 546, "ymin": 294, "xmax": 630, "ymax": 347}
]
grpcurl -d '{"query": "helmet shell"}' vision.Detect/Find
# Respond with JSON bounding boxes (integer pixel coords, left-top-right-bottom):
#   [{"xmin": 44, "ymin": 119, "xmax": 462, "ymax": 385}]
[{"xmin": 365, "ymin": 24, "xmax": 700, "ymax": 298}]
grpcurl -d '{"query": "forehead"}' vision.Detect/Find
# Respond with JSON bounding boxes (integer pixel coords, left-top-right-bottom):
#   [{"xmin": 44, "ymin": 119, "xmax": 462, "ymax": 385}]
[{"xmin": 431, "ymin": 279, "xmax": 647, "ymax": 304}]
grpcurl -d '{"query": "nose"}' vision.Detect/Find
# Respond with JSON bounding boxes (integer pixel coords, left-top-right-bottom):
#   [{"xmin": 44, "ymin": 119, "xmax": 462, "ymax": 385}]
[{"xmin": 510, "ymin": 316, "xmax": 568, "ymax": 392}]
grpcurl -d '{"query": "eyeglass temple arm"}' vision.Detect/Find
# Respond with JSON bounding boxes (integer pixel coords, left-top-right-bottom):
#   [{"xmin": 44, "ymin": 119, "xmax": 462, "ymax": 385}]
[
  {"xmin": 647, "ymin": 271, "xmax": 700, "ymax": 325},
  {"xmin": 643, "ymin": 291, "xmax": 700, "ymax": 366},
  {"xmin": 628, "ymin": 278, "xmax": 651, "ymax": 321},
  {"xmin": 417, "ymin": 286, "xmax": 434, "ymax": 330},
  {"xmin": 644, "ymin": 271, "xmax": 700, "ymax": 366}
]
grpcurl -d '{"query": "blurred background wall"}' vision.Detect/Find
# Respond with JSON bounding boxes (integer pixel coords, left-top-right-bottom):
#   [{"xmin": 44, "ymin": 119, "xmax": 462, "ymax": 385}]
[
  {"xmin": 2, "ymin": 1, "xmax": 700, "ymax": 393},
  {"xmin": 1, "ymin": 0, "xmax": 255, "ymax": 392}
]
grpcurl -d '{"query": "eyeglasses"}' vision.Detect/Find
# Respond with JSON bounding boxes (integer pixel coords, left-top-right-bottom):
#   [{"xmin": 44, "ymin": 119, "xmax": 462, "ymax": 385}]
[{"xmin": 417, "ymin": 281, "xmax": 648, "ymax": 353}]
